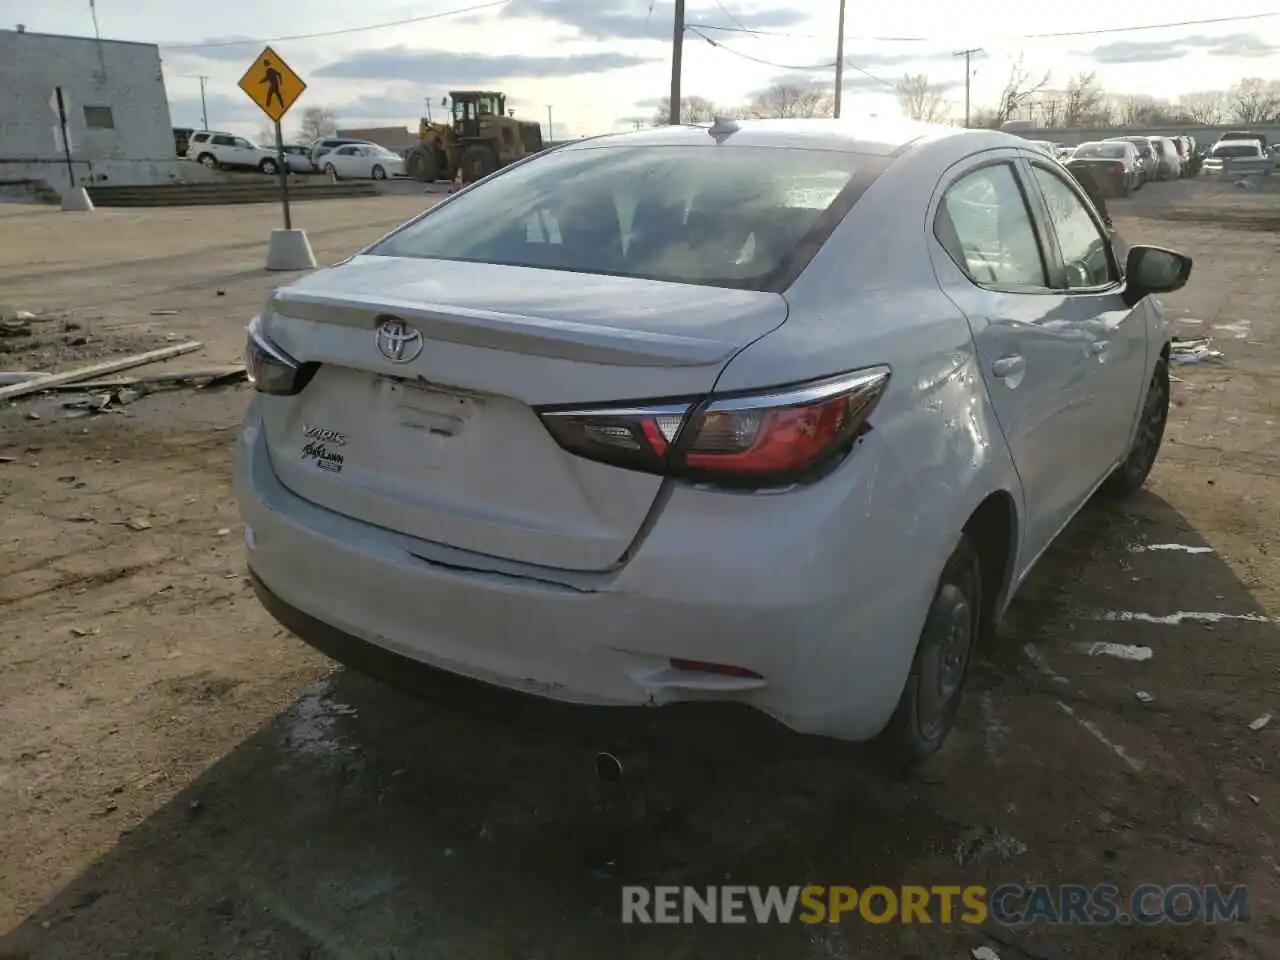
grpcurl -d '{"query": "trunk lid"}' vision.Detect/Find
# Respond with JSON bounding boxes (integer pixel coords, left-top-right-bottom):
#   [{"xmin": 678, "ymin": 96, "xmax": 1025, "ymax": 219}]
[{"xmin": 258, "ymin": 255, "xmax": 789, "ymax": 571}]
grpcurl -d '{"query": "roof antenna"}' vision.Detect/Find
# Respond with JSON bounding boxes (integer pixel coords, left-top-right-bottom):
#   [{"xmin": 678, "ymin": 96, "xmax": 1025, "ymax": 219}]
[{"xmin": 708, "ymin": 115, "xmax": 739, "ymax": 143}]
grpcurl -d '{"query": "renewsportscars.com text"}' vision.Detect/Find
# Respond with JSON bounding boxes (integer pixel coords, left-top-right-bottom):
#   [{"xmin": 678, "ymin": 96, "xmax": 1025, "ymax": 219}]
[{"xmin": 621, "ymin": 884, "xmax": 1249, "ymax": 926}]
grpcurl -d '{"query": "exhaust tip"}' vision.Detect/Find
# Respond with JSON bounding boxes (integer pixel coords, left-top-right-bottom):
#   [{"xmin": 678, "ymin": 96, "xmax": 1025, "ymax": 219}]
[{"xmin": 594, "ymin": 751, "xmax": 623, "ymax": 783}]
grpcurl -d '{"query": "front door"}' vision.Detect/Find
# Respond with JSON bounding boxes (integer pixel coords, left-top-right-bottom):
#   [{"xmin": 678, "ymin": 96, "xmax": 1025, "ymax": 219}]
[{"xmin": 1021, "ymin": 159, "xmax": 1148, "ymax": 479}]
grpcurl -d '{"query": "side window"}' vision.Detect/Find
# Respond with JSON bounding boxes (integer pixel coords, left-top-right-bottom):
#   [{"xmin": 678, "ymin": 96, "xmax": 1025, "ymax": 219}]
[
  {"xmin": 935, "ymin": 163, "xmax": 1047, "ymax": 288},
  {"xmin": 212, "ymin": 135, "xmax": 235, "ymax": 146},
  {"xmin": 1029, "ymin": 165, "xmax": 1114, "ymax": 289},
  {"xmin": 233, "ymin": 138, "xmax": 252, "ymax": 149}
]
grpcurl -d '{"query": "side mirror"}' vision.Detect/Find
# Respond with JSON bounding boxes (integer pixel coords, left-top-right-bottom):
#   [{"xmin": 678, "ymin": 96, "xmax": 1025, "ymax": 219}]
[{"xmin": 1123, "ymin": 245, "xmax": 1193, "ymax": 307}]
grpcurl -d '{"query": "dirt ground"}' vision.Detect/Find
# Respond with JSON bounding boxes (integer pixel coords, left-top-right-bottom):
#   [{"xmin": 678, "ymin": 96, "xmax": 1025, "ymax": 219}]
[{"xmin": 0, "ymin": 185, "xmax": 1277, "ymax": 960}]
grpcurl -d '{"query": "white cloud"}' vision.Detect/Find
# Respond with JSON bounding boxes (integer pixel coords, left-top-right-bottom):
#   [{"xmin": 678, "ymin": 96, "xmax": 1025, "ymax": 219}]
[{"xmin": 2, "ymin": 0, "xmax": 1276, "ymax": 138}]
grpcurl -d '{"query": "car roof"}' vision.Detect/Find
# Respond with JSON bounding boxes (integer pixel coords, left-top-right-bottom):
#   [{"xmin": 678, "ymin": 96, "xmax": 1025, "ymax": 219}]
[{"xmin": 555, "ymin": 117, "xmax": 1023, "ymax": 159}]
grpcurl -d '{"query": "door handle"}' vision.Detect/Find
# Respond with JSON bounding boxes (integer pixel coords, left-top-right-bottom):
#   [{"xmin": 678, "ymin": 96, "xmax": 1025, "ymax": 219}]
[{"xmin": 991, "ymin": 355, "xmax": 1026, "ymax": 378}]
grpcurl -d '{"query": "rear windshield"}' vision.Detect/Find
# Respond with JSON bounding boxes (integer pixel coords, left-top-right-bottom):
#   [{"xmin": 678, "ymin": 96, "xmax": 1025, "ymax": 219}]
[
  {"xmin": 1074, "ymin": 142, "xmax": 1127, "ymax": 159},
  {"xmin": 368, "ymin": 144, "xmax": 886, "ymax": 290},
  {"xmin": 1223, "ymin": 132, "xmax": 1265, "ymax": 146},
  {"xmin": 1212, "ymin": 143, "xmax": 1262, "ymax": 158}
]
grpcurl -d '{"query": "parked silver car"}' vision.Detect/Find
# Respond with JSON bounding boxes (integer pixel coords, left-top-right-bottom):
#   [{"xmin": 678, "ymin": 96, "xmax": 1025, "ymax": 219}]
[
  {"xmin": 235, "ymin": 119, "xmax": 1191, "ymax": 764},
  {"xmin": 1146, "ymin": 136, "xmax": 1182, "ymax": 180}
]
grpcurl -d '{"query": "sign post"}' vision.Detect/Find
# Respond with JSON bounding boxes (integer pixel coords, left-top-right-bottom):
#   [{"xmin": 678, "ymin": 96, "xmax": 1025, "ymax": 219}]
[
  {"xmin": 274, "ymin": 120, "xmax": 291, "ymax": 230},
  {"xmin": 237, "ymin": 46, "xmax": 314, "ymax": 270},
  {"xmin": 51, "ymin": 86, "xmax": 93, "ymax": 211}
]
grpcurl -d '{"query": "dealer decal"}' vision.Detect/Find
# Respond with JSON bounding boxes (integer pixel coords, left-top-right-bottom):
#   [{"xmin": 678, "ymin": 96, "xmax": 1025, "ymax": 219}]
[{"xmin": 301, "ymin": 441, "xmax": 344, "ymax": 472}]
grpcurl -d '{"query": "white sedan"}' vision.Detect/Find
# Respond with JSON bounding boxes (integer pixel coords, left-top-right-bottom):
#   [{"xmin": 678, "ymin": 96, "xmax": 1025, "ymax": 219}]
[
  {"xmin": 322, "ymin": 144, "xmax": 406, "ymax": 180},
  {"xmin": 237, "ymin": 119, "xmax": 1191, "ymax": 766}
]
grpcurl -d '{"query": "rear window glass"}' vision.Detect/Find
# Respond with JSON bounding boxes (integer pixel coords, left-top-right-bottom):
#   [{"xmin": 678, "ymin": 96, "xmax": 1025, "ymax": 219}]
[
  {"xmin": 1073, "ymin": 143, "xmax": 1126, "ymax": 159},
  {"xmin": 1212, "ymin": 143, "xmax": 1261, "ymax": 158},
  {"xmin": 368, "ymin": 144, "xmax": 885, "ymax": 290}
]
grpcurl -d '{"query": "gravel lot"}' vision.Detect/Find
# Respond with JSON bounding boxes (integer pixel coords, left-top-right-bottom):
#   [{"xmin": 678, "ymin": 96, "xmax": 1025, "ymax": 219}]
[{"xmin": 0, "ymin": 185, "xmax": 1277, "ymax": 960}]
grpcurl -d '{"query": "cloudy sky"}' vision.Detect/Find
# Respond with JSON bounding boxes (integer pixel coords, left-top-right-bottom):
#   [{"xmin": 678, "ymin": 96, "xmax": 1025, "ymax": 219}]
[{"xmin": 5, "ymin": 0, "xmax": 1278, "ymax": 140}]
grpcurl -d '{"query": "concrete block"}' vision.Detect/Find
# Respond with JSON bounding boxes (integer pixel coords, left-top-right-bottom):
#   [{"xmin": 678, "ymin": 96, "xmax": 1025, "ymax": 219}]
[{"xmin": 265, "ymin": 229, "xmax": 317, "ymax": 271}]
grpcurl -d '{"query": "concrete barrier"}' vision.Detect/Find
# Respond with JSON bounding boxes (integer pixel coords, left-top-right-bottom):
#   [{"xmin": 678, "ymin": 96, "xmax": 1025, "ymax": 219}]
[{"xmin": 85, "ymin": 181, "xmax": 378, "ymax": 207}]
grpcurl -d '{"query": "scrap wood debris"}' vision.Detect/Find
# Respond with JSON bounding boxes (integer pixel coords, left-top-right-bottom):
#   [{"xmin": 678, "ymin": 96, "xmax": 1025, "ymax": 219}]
[
  {"xmin": 2, "ymin": 343, "xmax": 248, "ymax": 418},
  {"xmin": 1170, "ymin": 337, "xmax": 1224, "ymax": 365}
]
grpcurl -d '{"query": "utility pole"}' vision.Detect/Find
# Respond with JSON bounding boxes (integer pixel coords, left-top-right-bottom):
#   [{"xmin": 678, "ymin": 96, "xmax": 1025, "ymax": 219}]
[
  {"xmin": 546, "ymin": 105, "xmax": 554, "ymax": 142},
  {"xmin": 833, "ymin": 0, "xmax": 847, "ymax": 119},
  {"xmin": 953, "ymin": 48, "xmax": 983, "ymax": 127},
  {"xmin": 669, "ymin": 0, "xmax": 685, "ymax": 124},
  {"xmin": 197, "ymin": 75, "xmax": 209, "ymax": 129}
]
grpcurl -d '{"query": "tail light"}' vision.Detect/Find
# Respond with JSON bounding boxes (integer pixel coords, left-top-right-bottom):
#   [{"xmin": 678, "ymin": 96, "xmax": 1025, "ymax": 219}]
[
  {"xmin": 244, "ymin": 317, "xmax": 317, "ymax": 396},
  {"xmin": 537, "ymin": 367, "xmax": 889, "ymax": 489}
]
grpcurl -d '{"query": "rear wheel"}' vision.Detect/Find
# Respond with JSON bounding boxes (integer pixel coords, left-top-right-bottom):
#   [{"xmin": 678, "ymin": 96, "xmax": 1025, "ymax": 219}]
[
  {"xmin": 259, "ymin": 158, "xmax": 278, "ymax": 175},
  {"xmin": 880, "ymin": 535, "xmax": 982, "ymax": 768},
  {"xmin": 1101, "ymin": 356, "xmax": 1169, "ymax": 498},
  {"xmin": 325, "ymin": 164, "xmax": 339, "ymax": 181},
  {"xmin": 198, "ymin": 153, "xmax": 218, "ymax": 169}
]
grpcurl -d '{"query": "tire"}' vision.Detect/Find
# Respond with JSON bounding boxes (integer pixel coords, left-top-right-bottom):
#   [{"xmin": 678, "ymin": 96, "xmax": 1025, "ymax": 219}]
[
  {"xmin": 371, "ymin": 164, "xmax": 386, "ymax": 180},
  {"xmin": 1100, "ymin": 355, "xmax": 1169, "ymax": 499},
  {"xmin": 459, "ymin": 143, "xmax": 499, "ymax": 183},
  {"xmin": 406, "ymin": 148, "xmax": 442, "ymax": 183},
  {"xmin": 198, "ymin": 153, "xmax": 218, "ymax": 169},
  {"xmin": 879, "ymin": 534, "xmax": 982, "ymax": 768},
  {"xmin": 325, "ymin": 164, "xmax": 339, "ymax": 181},
  {"xmin": 259, "ymin": 158, "xmax": 278, "ymax": 175}
]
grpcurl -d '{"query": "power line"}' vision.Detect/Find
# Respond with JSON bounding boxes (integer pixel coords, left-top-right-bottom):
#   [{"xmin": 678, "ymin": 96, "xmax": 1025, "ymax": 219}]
[
  {"xmin": 687, "ymin": 27, "xmax": 833, "ymax": 72},
  {"xmin": 687, "ymin": 27, "xmax": 898, "ymax": 89},
  {"xmin": 687, "ymin": 11, "xmax": 1279, "ymax": 43},
  {"xmin": 712, "ymin": 0, "xmax": 752, "ymax": 35},
  {"xmin": 163, "ymin": 0, "xmax": 510, "ymax": 50}
]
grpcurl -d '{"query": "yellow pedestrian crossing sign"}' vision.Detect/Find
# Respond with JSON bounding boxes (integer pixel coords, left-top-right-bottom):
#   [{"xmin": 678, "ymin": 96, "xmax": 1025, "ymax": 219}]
[{"xmin": 238, "ymin": 46, "xmax": 306, "ymax": 123}]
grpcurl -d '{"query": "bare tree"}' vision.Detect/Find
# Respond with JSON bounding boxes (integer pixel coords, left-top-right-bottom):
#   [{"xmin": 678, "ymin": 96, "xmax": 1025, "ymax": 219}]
[
  {"xmin": 257, "ymin": 124, "xmax": 277, "ymax": 147},
  {"xmin": 1178, "ymin": 90, "xmax": 1227, "ymax": 125},
  {"xmin": 1040, "ymin": 97, "xmax": 1063, "ymax": 128},
  {"xmin": 1063, "ymin": 72, "xmax": 1111, "ymax": 127},
  {"xmin": 746, "ymin": 82, "xmax": 833, "ymax": 119},
  {"xmin": 297, "ymin": 106, "xmax": 338, "ymax": 141},
  {"xmin": 649, "ymin": 96, "xmax": 722, "ymax": 125},
  {"xmin": 1110, "ymin": 94, "xmax": 1183, "ymax": 126},
  {"xmin": 894, "ymin": 74, "xmax": 950, "ymax": 123},
  {"xmin": 1225, "ymin": 78, "xmax": 1280, "ymax": 124},
  {"xmin": 969, "ymin": 106, "xmax": 1001, "ymax": 129},
  {"xmin": 993, "ymin": 55, "xmax": 1051, "ymax": 125}
]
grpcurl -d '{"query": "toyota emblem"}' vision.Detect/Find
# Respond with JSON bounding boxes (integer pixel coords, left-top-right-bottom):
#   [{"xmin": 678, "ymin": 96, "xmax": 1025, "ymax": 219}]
[{"xmin": 374, "ymin": 317, "xmax": 424, "ymax": 363}]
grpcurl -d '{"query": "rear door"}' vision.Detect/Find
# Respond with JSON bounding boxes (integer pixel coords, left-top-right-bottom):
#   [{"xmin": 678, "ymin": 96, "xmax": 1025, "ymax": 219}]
[
  {"xmin": 929, "ymin": 153, "xmax": 1100, "ymax": 568},
  {"xmin": 330, "ymin": 145, "xmax": 359, "ymax": 176}
]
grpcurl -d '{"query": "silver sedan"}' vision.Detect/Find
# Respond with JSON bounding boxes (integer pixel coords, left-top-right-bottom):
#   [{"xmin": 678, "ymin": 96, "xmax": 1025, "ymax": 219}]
[{"xmin": 235, "ymin": 119, "xmax": 1191, "ymax": 766}]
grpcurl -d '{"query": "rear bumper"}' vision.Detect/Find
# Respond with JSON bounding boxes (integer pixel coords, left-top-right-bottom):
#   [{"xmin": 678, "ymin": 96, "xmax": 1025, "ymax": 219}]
[{"xmin": 234, "ymin": 409, "xmax": 937, "ymax": 741}]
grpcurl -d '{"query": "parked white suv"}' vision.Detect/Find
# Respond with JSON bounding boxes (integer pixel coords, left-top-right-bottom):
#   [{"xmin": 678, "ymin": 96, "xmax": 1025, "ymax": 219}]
[{"xmin": 185, "ymin": 131, "xmax": 282, "ymax": 174}]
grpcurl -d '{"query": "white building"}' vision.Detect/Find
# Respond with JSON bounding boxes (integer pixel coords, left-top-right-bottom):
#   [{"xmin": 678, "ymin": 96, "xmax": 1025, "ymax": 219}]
[{"xmin": 0, "ymin": 27, "xmax": 188, "ymax": 194}]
